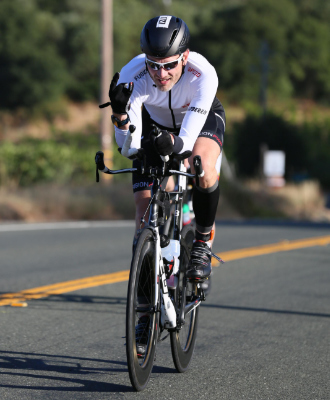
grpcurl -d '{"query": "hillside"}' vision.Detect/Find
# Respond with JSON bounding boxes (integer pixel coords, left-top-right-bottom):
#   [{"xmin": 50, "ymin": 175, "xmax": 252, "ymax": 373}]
[{"xmin": 1, "ymin": 100, "xmax": 330, "ymax": 223}]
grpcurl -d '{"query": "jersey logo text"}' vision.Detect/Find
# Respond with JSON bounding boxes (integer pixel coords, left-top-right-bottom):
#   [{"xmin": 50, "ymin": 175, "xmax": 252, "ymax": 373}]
[
  {"xmin": 200, "ymin": 131, "xmax": 223, "ymax": 147},
  {"xmin": 133, "ymin": 182, "xmax": 153, "ymax": 190},
  {"xmin": 134, "ymin": 69, "xmax": 148, "ymax": 81},
  {"xmin": 188, "ymin": 67, "xmax": 201, "ymax": 78},
  {"xmin": 188, "ymin": 106, "xmax": 207, "ymax": 115}
]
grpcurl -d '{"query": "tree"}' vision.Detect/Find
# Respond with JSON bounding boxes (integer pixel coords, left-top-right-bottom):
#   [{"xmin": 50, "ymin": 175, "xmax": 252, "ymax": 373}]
[
  {"xmin": 289, "ymin": 7, "xmax": 330, "ymax": 100},
  {"xmin": 192, "ymin": 0, "xmax": 298, "ymax": 101},
  {"xmin": 191, "ymin": 0, "xmax": 330, "ymax": 102},
  {"xmin": 0, "ymin": 0, "xmax": 67, "ymax": 109}
]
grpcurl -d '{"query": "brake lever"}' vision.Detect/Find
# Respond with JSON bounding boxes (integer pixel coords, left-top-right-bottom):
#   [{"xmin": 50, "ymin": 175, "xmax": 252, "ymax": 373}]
[
  {"xmin": 95, "ymin": 151, "xmax": 106, "ymax": 182},
  {"xmin": 193, "ymin": 155, "xmax": 204, "ymax": 187}
]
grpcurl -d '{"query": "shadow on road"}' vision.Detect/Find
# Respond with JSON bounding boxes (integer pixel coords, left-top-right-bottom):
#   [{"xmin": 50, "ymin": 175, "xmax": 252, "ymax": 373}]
[
  {"xmin": 39, "ymin": 294, "xmax": 127, "ymax": 305},
  {"xmin": 202, "ymin": 303, "xmax": 330, "ymax": 318},
  {"xmin": 0, "ymin": 350, "xmax": 133, "ymax": 392},
  {"xmin": 0, "ymin": 294, "xmax": 127, "ymax": 306},
  {"xmin": 0, "ymin": 349, "xmax": 177, "ymax": 393}
]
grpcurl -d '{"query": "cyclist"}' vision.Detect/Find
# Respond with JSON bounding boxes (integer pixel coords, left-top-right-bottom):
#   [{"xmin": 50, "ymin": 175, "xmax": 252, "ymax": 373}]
[{"xmin": 106, "ymin": 15, "xmax": 225, "ymax": 283}]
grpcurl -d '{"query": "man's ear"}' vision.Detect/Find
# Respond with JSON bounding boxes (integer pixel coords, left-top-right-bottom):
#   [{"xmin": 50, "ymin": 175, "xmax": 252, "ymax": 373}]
[{"xmin": 183, "ymin": 49, "xmax": 190, "ymax": 66}]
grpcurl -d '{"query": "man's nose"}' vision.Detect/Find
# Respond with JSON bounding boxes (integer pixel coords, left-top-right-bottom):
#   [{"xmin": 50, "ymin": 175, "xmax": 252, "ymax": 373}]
[{"xmin": 157, "ymin": 67, "xmax": 167, "ymax": 78}]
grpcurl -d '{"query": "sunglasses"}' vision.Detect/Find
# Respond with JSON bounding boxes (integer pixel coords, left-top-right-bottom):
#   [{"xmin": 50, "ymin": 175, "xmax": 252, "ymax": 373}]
[{"xmin": 145, "ymin": 54, "xmax": 183, "ymax": 71}]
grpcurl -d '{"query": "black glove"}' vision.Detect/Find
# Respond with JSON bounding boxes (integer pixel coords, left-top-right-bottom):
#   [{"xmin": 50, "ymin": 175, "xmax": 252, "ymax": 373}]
[
  {"xmin": 151, "ymin": 127, "xmax": 174, "ymax": 156},
  {"xmin": 108, "ymin": 72, "xmax": 134, "ymax": 115}
]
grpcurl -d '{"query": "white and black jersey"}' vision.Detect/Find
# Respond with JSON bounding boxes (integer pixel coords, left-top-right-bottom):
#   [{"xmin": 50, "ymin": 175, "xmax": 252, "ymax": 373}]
[{"xmin": 114, "ymin": 52, "xmax": 225, "ymax": 154}]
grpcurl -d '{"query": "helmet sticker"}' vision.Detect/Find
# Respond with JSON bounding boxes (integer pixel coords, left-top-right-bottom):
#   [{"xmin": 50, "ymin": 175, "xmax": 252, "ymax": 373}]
[{"xmin": 156, "ymin": 16, "xmax": 171, "ymax": 28}]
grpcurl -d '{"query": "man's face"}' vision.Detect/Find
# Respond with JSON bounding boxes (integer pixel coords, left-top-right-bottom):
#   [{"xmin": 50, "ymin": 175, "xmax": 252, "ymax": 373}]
[{"xmin": 146, "ymin": 50, "xmax": 189, "ymax": 92}]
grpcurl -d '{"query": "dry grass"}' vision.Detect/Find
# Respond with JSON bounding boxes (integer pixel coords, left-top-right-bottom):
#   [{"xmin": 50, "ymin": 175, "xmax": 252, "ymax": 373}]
[
  {"xmin": 0, "ymin": 183, "xmax": 135, "ymax": 222},
  {"xmin": 0, "ymin": 102, "xmax": 100, "ymax": 142},
  {"xmin": 244, "ymin": 179, "xmax": 330, "ymax": 221},
  {"xmin": 1, "ymin": 97, "xmax": 330, "ymax": 142},
  {"xmin": 1, "ymin": 179, "xmax": 329, "ymax": 223}
]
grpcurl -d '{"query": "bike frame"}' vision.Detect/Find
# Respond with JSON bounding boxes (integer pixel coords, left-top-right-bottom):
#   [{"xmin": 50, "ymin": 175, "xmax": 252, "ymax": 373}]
[
  {"xmin": 95, "ymin": 150, "xmax": 222, "ymax": 330},
  {"xmin": 147, "ymin": 160, "xmax": 189, "ymax": 330}
]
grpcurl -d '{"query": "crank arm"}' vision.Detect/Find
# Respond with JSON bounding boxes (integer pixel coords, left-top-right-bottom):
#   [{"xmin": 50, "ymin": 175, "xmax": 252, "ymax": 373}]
[
  {"xmin": 185, "ymin": 298, "xmax": 202, "ymax": 316},
  {"xmin": 211, "ymin": 252, "xmax": 225, "ymax": 264}
]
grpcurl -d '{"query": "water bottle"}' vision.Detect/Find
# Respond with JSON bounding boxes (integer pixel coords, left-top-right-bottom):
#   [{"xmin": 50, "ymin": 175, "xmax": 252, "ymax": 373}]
[
  {"xmin": 162, "ymin": 239, "xmax": 180, "ymax": 289},
  {"xmin": 182, "ymin": 203, "xmax": 191, "ymax": 226}
]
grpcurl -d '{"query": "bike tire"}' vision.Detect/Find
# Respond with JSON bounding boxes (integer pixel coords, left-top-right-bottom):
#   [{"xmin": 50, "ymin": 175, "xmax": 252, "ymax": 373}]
[
  {"xmin": 170, "ymin": 225, "xmax": 199, "ymax": 373},
  {"xmin": 126, "ymin": 228, "xmax": 159, "ymax": 391}
]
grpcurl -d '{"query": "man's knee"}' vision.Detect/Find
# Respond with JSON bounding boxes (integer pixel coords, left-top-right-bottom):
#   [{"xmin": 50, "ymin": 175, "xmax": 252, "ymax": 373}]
[{"xmin": 191, "ymin": 139, "xmax": 220, "ymax": 169}]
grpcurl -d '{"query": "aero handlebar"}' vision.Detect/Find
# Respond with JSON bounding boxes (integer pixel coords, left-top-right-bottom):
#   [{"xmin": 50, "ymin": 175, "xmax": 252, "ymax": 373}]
[{"xmin": 95, "ymin": 124, "xmax": 204, "ymax": 183}]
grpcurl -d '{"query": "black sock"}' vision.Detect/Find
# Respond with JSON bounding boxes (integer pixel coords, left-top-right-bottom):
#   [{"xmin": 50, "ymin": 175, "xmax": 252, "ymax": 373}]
[
  {"xmin": 193, "ymin": 180, "xmax": 220, "ymax": 234},
  {"xmin": 195, "ymin": 230, "xmax": 211, "ymax": 242}
]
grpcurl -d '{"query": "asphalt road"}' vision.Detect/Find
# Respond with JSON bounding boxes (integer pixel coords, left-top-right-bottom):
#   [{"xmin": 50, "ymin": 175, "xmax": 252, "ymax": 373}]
[{"xmin": 0, "ymin": 221, "xmax": 329, "ymax": 399}]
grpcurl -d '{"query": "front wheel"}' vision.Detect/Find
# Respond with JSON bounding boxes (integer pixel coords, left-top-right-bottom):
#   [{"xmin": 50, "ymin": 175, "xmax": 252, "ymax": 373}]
[
  {"xmin": 126, "ymin": 228, "xmax": 159, "ymax": 391},
  {"xmin": 170, "ymin": 225, "xmax": 199, "ymax": 372}
]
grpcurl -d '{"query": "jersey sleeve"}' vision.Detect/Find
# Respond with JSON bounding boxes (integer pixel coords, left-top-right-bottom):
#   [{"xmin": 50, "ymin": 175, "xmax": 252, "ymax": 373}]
[{"xmin": 179, "ymin": 65, "xmax": 218, "ymax": 152}]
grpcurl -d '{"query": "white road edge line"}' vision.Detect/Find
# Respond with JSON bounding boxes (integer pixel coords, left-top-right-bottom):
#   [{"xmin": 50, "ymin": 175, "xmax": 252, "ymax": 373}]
[{"xmin": 0, "ymin": 220, "xmax": 135, "ymax": 233}]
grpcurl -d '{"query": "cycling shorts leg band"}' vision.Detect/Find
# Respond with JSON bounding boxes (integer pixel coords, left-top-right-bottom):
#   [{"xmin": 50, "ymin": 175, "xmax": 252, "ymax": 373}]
[{"xmin": 193, "ymin": 180, "xmax": 220, "ymax": 234}]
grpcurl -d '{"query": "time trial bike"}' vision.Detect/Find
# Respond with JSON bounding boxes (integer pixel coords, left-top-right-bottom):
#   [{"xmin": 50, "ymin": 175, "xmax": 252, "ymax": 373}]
[{"xmin": 95, "ymin": 125, "xmax": 223, "ymax": 391}]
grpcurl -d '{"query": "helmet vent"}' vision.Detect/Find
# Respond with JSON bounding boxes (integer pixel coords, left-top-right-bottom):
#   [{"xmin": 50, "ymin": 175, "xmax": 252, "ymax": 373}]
[{"xmin": 169, "ymin": 29, "xmax": 178, "ymax": 46}]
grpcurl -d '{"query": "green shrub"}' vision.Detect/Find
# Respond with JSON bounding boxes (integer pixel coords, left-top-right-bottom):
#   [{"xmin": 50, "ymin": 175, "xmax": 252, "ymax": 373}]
[
  {"xmin": 231, "ymin": 113, "xmax": 330, "ymax": 189},
  {"xmin": 300, "ymin": 119, "xmax": 330, "ymax": 189},
  {"xmin": 0, "ymin": 138, "xmax": 90, "ymax": 187},
  {"xmin": 0, "ymin": 133, "xmax": 135, "ymax": 187},
  {"xmin": 232, "ymin": 113, "xmax": 307, "ymax": 178}
]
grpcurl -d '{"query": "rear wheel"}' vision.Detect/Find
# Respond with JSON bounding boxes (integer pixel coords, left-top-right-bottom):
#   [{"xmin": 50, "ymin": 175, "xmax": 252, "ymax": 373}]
[
  {"xmin": 170, "ymin": 225, "xmax": 199, "ymax": 372},
  {"xmin": 126, "ymin": 228, "xmax": 159, "ymax": 391}
]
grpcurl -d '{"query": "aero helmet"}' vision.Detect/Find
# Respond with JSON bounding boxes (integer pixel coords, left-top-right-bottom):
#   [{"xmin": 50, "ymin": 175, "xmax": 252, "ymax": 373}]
[{"xmin": 140, "ymin": 16, "xmax": 190, "ymax": 58}]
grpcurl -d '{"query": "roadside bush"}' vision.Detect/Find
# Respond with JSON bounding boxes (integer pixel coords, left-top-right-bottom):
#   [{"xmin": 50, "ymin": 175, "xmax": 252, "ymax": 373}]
[
  {"xmin": 300, "ymin": 119, "xmax": 330, "ymax": 189},
  {"xmin": 232, "ymin": 113, "xmax": 330, "ymax": 189},
  {"xmin": 0, "ymin": 135, "xmax": 95, "ymax": 187},
  {"xmin": 0, "ymin": 133, "xmax": 133, "ymax": 187},
  {"xmin": 233, "ymin": 113, "xmax": 307, "ymax": 178}
]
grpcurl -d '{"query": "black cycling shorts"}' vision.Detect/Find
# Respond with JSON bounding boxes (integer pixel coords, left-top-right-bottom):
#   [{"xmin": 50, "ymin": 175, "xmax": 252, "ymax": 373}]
[{"xmin": 132, "ymin": 104, "xmax": 225, "ymax": 193}]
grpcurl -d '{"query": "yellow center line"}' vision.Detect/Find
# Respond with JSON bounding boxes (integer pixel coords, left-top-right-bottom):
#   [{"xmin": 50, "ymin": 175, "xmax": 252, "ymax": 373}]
[
  {"xmin": 1, "ymin": 235, "xmax": 329, "ymax": 307},
  {"xmin": 212, "ymin": 234, "xmax": 330, "ymax": 265},
  {"xmin": 0, "ymin": 271, "xmax": 129, "ymax": 307}
]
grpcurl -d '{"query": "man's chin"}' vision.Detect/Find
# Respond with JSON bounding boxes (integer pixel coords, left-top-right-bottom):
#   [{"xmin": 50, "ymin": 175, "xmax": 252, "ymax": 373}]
[
  {"xmin": 158, "ymin": 86, "xmax": 170, "ymax": 92},
  {"xmin": 155, "ymin": 82, "xmax": 173, "ymax": 92}
]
